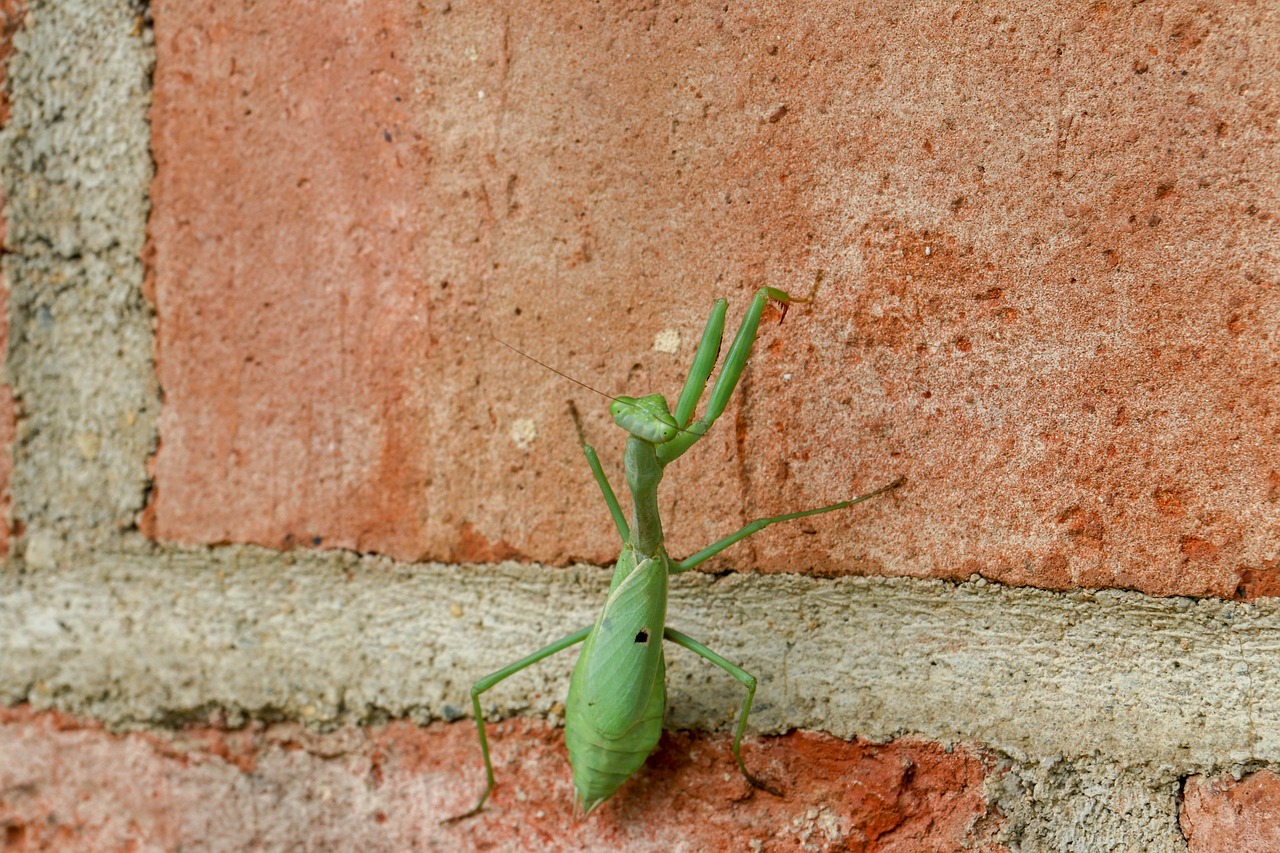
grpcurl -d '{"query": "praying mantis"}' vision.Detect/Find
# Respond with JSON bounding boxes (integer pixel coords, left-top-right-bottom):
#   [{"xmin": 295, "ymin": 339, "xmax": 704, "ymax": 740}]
[{"xmin": 449, "ymin": 285, "xmax": 902, "ymax": 820}]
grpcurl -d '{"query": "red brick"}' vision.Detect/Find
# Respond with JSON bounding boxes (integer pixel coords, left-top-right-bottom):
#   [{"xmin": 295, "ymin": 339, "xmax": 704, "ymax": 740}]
[
  {"xmin": 147, "ymin": 0, "xmax": 432, "ymax": 555},
  {"xmin": 0, "ymin": 706, "xmax": 1000, "ymax": 851},
  {"xmin": 147, "ymin": 1, "xmax": 1279, "ymax": 598},
  {"xmin": 1181, "ymin": 771, "xmax": 1280, "ymax": 853}
]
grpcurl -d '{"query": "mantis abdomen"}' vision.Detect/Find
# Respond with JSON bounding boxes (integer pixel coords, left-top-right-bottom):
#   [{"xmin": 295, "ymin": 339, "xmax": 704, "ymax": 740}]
[{"xmin": 565, "ymin": 546, "xmax": 670, "ymax": 812}]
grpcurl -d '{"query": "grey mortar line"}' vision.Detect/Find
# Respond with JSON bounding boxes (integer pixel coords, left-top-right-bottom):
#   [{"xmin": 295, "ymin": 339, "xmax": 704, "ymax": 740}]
[
  {"xmin": 0, "ymin": 0, "xmax": 159, "ymax": 564},
  {"xmin": 1, "ymin": 546, "xmax": 1273, "ymax": 776}
]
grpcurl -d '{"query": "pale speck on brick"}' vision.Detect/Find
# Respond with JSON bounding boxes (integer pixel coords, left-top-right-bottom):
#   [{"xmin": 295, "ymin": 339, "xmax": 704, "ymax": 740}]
[
  {"xmin": 652, "ymin": 328, "xmax": 680, "ymax": 354},
  {"xmin": 510, "ymin": 418, "xmax": 537, "ymax": 450}
]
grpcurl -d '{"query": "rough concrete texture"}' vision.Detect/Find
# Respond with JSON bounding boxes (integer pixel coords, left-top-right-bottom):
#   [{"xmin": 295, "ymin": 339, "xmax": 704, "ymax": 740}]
[
  {"xmin": 0, "ymin": 0, "xmax": 25, "ymax": 556},
  {"xmin": 0, "ymin": 706, "xmax": 999, "ymax": 852},
  {"xmin": 995, "ymin": 761, "xmax": 1187, "ymax": 853},
  {"xmin": 0, "ymin": 2, "xmax": 22, "ymax": 130},
  {"xmin": 0, "ymin": 0, "xmax": 157, "ymax": 564},
  {"xmin": 0, "ymin": 1, "xmax": 26, "ymax": 172},
  {"xmin": 1180, "ymin": 770, "xmax": 1280, "ymax": 853},
  {"xmin": 7, "ymin": 549, "xmax": 1280, "ymax": 765},
  {"xmin": 145, "ymin": 1, "xmax": 1279, "ymax": 598},
  {"xmin": 7, "ymin": 549, "xmax": 1280, "ymax": 848},
  {"xmin": 0, "ymin": 297, "xmax": 11, "ymax": 557}
]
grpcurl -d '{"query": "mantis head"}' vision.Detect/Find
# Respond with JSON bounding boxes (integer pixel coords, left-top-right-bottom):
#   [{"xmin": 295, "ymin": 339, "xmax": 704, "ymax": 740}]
[{"xmin": 609, "ymin": 394, "xmax": 678, "ymax": 444}]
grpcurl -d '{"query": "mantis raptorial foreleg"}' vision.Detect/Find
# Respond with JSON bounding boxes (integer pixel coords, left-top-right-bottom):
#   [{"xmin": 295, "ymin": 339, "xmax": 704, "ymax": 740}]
[
  {"xmin": 662, "ymin": 627, "xmax": 781, "ymax": 796},
  {"xmin": 570, "ymin": 400, "xmax": 629, "ymax": 543},
  {"xmin": 658, "ymin": 286, "xmax": 803, "ymax": 465},
  {"xmin": 443, "ymin": 625, "xmax": 592, "ymax": 823}
]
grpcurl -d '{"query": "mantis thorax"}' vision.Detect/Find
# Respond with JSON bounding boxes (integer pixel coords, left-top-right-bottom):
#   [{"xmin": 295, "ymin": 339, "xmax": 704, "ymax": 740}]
[{"xmin": 623, "ymin": 434, "xmax": 666, "ymax": 557}]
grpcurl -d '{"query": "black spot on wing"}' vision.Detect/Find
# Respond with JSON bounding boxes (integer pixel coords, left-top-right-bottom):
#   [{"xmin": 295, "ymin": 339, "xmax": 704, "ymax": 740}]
[{"xmin": 634, "ymin": 629, "xmax": 649, "ymax": 644}]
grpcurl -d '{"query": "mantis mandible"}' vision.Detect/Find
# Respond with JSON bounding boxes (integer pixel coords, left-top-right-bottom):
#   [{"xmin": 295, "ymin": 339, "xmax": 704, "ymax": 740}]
[{"xmin": 449, "ymin": 286, "xmax": 902, "ymax": 820}]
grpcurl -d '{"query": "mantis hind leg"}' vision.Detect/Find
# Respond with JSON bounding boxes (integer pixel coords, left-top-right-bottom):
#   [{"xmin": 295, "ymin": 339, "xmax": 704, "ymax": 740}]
[
  {"xmin": 663, "ymin": 626, "xmax": 783, "ymax": 798},
  {"xmin": 674, "ymin": 477, "xmax": 904, "ymax": 572},
  {"xmin": 442, "ymin": 625, "xmax": 593, "ymax": 823}
]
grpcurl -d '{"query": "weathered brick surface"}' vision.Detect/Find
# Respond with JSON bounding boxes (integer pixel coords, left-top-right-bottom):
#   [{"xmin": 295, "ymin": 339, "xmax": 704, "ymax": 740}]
[
  {"xmin": 1181, "ymin": 770, "xmax": 1280, "ymax": 853},
  {"xmin": 146, "ymin": 0, "xmax": 431, "ymax": 554},
  {"xmin": 0, "ymin": 705, "xmax": 999, "ymax": 851},
  {"xmin": 148, "ymin": 1, "xmax": 1279, "ymax": 597}
]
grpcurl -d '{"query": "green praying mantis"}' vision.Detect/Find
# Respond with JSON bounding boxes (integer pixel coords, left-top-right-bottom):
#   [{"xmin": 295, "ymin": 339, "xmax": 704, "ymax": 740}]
[{"xmin": 449, "ymin": 285, "xmax": 902, "ymax": 820}]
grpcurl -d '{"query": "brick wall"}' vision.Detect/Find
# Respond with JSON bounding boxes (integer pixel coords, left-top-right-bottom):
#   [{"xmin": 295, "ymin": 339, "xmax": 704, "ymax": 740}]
[{"xmin": 2, "ymin": 1, "xmax": 1278, "ymax": 850}]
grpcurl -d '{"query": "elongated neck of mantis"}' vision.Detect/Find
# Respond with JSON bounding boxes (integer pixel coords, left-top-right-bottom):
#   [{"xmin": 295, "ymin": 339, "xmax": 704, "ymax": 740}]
[{"xmin": 623, "ymin": 436, "xmax": 665, "ymax": 558}]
